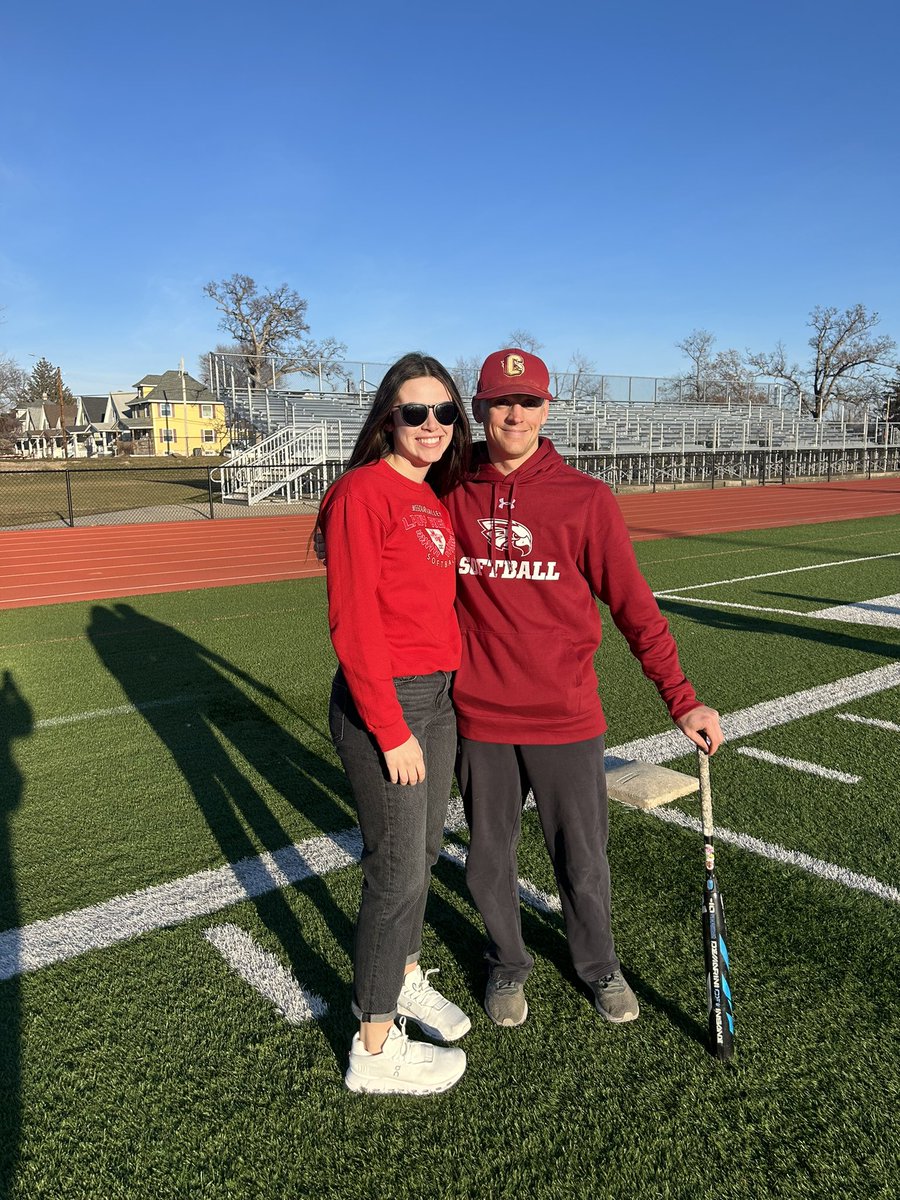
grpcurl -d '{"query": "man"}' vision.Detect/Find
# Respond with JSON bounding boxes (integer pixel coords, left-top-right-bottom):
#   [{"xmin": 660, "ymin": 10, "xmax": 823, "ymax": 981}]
[{"xmin": 444, "ymin": 348, "xmax": 723, "ymax": 1028}]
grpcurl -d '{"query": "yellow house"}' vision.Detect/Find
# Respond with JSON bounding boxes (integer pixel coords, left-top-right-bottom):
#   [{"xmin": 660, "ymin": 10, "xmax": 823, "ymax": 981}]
[{"xmin": 124, "ymin": 370, "xmax": 229, "ymax": 455}]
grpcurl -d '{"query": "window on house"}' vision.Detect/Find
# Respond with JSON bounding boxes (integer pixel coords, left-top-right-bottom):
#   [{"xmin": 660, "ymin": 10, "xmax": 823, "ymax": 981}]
[
  {"xmin": 159, "ymin": 402, "xmax": 173, "ymax": 417},
  {"xmin": 201, "ymin": 404, "xmax": 214, "ymax": 419},
  {"xmin": 202, "ymin": 429, "xmax": 216, "ymax": 443},
  {"xmin": 160, "ymin": 429, "xmax": 177, "ymax": 443}
]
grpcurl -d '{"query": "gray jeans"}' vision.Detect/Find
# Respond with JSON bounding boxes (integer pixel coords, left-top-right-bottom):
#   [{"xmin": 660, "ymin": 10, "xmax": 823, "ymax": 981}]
[
  {"xmin": 456, "ymin": 735, "xmax": 619, "ymax": 985},
  {"xmin": 329, "ymin": 669, "xmax": 456, "ymax": 1022}
]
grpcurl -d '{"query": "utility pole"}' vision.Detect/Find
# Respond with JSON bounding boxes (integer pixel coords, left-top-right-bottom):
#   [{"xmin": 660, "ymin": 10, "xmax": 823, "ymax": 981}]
[
  {"xmin": 56, "ymin": 367, "xmax": 70, "ymax": 459},
  {"xmin": 181, "ymin": 357, "xmax": 188, "ymax": 455}
]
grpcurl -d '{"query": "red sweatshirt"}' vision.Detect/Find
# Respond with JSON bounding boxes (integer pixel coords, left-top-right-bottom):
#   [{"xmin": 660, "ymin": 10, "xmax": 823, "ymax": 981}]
[
  {"xmin": 444, "ymin": 440, "xmax": 698, "ymax": 744},
  {"xmin": 319, "ymin": 458, "xmax": 460, "ymax": 751}
]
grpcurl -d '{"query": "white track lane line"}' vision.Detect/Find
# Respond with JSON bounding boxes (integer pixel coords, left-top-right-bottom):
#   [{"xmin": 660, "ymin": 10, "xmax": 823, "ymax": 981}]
[
  {"xmin": 203, "ymin": 923, "xmax": 327, "ymax": 1023},
  {"xmin": 836, "ymin": 712, "xmax": 900, "ymax": 733},
  {"xmin": 735, "ymin": 746, "xmax": 861, "ymax": 784},
  {"xmin": 3, "ymin": 662, "xmax": 900, "ymax": 981}
]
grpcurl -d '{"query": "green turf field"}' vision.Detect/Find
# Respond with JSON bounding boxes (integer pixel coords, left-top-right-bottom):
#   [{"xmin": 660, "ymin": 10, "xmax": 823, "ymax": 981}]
[{"xmin": 1, "ymin": 514, "xmax": 899, "ymax": 1199}]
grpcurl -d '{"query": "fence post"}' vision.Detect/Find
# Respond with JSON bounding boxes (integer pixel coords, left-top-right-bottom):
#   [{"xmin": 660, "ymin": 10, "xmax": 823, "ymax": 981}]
[
  {"xmin": 65, "ymin": 469, "xmax": 75, "ymax": 526},
  {"xmin": 208, "ymin": 468, "xmax": 215, "ymax": 519},
  {"xmin": 781, "ymin": 452, "xmax": 787, "ymax": 485}
]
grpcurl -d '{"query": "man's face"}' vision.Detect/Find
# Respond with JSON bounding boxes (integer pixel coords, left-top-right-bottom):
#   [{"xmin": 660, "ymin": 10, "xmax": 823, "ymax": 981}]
[{"xmin": 473, "ymin": 393, "xmax": 548, "ymax": 471}]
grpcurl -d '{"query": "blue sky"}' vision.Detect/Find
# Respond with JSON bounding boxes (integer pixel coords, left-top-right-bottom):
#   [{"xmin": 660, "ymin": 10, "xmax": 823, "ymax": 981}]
[{"xmin": 2, "ymin": 0, "xmax": 898, "ymax": 394}]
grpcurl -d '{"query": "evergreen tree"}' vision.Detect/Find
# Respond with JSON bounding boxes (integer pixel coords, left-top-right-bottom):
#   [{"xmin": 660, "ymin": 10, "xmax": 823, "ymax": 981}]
[{"xmin": 25, "ymin": 357, "xmax": 75, "ymax": 406}]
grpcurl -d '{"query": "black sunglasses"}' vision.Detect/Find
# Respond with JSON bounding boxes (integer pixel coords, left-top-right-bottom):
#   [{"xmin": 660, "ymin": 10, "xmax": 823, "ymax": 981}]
[
  {"xmin": 390, "ymin": 401, "xmax": 460, "ymax": 427},
  {"xmin": 488, "ymin": 396, "xmax": 545, "ymax": 409}
]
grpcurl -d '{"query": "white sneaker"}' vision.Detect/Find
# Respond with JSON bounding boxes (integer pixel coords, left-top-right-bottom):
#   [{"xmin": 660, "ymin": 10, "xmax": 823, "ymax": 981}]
[
  {"xmin": 397, "ymin": 964, "xmax": 472, "ymax": 1041},
  {"xmin": 344, "ymin": 1019, "xmax": 467, "ymax": 1095}
]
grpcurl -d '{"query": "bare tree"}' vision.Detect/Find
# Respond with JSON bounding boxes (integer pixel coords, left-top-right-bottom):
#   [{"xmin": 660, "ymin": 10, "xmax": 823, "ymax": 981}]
[
  {"xmin": 199, "ymin": 343, "xmax": 262, "ymax": 391},
  {"xmin": 749, "ymin": 304, "xmax": 897, "ymax": 419},
  {"xmin": 0, "ymin": 409, "xmax": 18, "ymax": 453},
  {"xmin": 203, "ymin": 274, "xmax": 347, "ymax": 386},
  {"xmin": 450, "ymin": 355, "xmax": 482, "ymax": 398},
  {"xmin": 672, "ymin": 330, "xmax": 761, "ymax": 406},
  {"xmin": 504, "ymin": 329, "xmax": 544, "ymax": 355},
  {"xmin": 0, "ymin": 353, "xmax": 29, "ymax": 410},
  {"xmin": 879, "ymin": 367, "xmax": 900, "ymax": 428},
  {"xmin": 551, "ymin": 350, "xmax": 597, "ymax": 401},
  {"xmin": 675, "ymin": 329, "xmax": 716, "ymax": 402}
]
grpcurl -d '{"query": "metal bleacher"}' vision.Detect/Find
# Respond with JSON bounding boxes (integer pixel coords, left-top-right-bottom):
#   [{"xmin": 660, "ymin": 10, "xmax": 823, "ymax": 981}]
[{"xmin": 213, "ymin": 371, "xmax": 895, "ymax": 503}]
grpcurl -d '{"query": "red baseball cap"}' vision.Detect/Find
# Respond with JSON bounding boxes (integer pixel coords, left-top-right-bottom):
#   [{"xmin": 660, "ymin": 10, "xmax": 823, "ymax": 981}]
[{"xmin": 474, "ymin": 348, "xmax": 552, "ymax": 403}]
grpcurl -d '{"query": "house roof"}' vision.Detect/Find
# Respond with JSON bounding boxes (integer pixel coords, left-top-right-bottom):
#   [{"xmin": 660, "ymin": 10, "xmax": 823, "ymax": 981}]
[
  {"xmin": 137, "ymin": 370, "xmax": 218, "ymax": 407},
  {"xmin": 134, "ymin": 374, "xmax": 163, "ymax": 388},
  {"xmin": 80, "ymin": 396, "xmax": 109, "ymax": 423},
  {"xmin": 42, "ymin": 403, "xmax": 78, "ymax": 428}
]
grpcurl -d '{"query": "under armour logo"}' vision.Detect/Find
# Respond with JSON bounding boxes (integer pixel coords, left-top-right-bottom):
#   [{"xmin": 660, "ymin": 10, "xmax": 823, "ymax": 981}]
[{"xmin": 498, "ymin": 498, "xmax": 516, "ymax": 510}]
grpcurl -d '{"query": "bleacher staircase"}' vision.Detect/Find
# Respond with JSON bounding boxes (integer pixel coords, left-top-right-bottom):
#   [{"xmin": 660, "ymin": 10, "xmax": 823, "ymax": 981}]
[{"xmin": 214, "ymin": 423, "xmax": 329, "ymax": 504}]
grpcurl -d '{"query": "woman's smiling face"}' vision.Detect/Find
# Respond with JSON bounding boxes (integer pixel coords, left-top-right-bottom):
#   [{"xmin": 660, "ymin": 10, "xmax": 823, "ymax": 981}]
[{"xmin": 386, "ymin": 376, "xmax": 457, "ymax": 479}]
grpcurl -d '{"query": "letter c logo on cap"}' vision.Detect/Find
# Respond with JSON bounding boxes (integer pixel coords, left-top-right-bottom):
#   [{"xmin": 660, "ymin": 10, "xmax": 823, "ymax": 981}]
[{"xmin": 502, "ymin": 354, "xmax": 526, "ymax": 378}]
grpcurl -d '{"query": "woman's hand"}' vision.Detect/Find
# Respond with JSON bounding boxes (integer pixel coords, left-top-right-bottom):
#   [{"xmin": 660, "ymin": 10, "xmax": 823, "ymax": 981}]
[{"xmin": 383, "ymin": 735, "xmax": 426, "ymax": 785}]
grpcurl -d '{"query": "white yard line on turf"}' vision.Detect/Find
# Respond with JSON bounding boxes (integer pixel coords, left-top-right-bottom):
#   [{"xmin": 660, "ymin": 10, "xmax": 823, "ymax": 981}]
[
  {"xmin": 607, "ymin": 661, "xmax": 900, "ymax": 765},
  {"xmin": 653, "ymin": 551, "xmax": 900, "ymax": 596},
  {"xmin": 836, "ymin": 712, "xmax": 900, "ymax": 733},
  {"xmin": 440, "ymin": 840, "xmax": 562, "ymax": 915},
  {"xmin": 0, "ymin": 828, "xmax": 362, "ymax": 981},
  {"xmin": 3, "ymin": 661, "xmax": 900, "ymax": 981},
  {"xmin": 808, "ymin": 594, "xmax": 900, "ymax": 629},
  {"xmin": 653, "ymin": 592, "xmax": 900, "ymax": 628},
  {"xmin": 735, "ymin": 746, "xmax": 861, "ymax": 784},
  {"xmin": 35, "ymin": 695, "xmax": 196, "ymax": 729},
  {"xmin": 203, "ymin": 923, "xmax": 327, "ymax": 1023},
  {"xmin": 648, "ymin": 806, "xmax": 900, "ymax": 906},
  {"xmin": 654, "ymin": 596, "xmax": 806, "ymax": 617}
]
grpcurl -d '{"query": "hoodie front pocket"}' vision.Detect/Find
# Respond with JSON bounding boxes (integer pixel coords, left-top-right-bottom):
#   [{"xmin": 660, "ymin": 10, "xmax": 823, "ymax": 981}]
[{"xmin": 453, "ymin": 628, "xmax": 585, "ymax": 720}]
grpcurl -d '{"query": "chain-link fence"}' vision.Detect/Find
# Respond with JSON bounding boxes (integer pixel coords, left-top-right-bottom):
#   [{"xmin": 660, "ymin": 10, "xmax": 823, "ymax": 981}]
[{"xmin": 2, "ymin": 446, "xmax": 898, "ymax": 530}]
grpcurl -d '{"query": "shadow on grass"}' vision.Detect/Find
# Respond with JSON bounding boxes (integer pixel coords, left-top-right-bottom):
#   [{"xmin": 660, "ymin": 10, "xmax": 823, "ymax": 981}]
[
  {"xmin": 657, "ymin": 597, "xmax": 900, "ymax": 660},
  {"xmin": 87, "ymin": 603, "xmax": 360, "ymax": 1068},
  {"xmin": 0, "ymin": 671, "xmax": 33, "ymax": 1199},
  {"xmin": 431, "ymin": 839, "xmax": 708, "ymax": 1048}
]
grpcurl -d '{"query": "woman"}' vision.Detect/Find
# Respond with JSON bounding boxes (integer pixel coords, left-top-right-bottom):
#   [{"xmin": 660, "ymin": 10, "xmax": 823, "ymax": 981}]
[{"xmin": 317, "ymin": 352, "xmax": 472, "ymax": 1095}]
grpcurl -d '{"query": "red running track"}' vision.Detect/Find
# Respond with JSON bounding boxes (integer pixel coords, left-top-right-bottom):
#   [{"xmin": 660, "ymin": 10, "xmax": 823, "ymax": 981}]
[{"xmin": 1, "ymin": 477, "xmax": 898, "ymax": 610}]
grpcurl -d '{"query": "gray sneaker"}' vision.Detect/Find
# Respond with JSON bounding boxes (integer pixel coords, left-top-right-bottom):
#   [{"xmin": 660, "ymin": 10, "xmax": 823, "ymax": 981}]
[
  {"xmin": 590, "ymin": 971, "xmax": 640, "ymax": 1023},
  {"xmin": 485, "ymin": 972, "xmax": 528, "ymax": 1027}
]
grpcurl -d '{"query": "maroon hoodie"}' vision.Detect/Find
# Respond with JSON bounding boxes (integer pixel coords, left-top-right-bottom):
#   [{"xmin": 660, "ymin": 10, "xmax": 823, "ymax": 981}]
[{"xmin": 444, "ymin": 439, "xmax": 698, "ymax": 744}]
